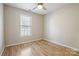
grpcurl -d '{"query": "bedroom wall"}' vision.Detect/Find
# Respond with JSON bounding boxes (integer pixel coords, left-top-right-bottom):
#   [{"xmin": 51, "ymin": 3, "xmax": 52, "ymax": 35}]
[
  {"xmin": 0, "ymin": 4, "xmax": 5, "ymax": 55},
  {"xmin": 44, "ymin": 4, "xmax": 79, "ymax": 50},
  {"xmin": 4, "ymin": 5, "xmax": 44, "ymax": 46}
]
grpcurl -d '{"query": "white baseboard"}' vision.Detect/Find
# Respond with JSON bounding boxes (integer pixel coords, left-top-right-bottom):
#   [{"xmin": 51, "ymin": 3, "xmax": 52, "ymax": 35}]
[
  {"xmin": 44, "ymin": 39, "xmax": 79, "ymax": 51},
  {"xmin": 6, "ymin": 38, "xmax": 42, "ymax": 47},
  {"xmin": 0, "ymin": 48, "xmax": 5, "ymax": 56}
]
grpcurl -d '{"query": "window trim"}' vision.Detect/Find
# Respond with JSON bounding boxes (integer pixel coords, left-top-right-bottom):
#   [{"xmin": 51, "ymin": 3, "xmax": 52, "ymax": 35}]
[{"xmin": 20, "ymin": 14, "xmax": 32, "ymax": 37}]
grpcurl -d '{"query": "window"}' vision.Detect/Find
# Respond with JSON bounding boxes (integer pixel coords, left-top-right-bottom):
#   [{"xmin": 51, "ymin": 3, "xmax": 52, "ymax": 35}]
[{"xmin": 20, "ymin": 14, "xmax": 32, "ymax": 36}]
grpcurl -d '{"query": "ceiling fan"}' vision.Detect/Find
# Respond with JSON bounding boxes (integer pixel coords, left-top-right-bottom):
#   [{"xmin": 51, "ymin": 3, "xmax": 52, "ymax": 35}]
[{"xmin": 32, "ymin": 3, "xmax": 47, "ymax": 10}]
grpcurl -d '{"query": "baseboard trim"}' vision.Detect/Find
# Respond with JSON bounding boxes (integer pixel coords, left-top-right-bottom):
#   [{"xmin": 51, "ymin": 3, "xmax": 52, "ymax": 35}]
[
  {"xmin": 5, "ymin": 38, "xmax": 79, "ymax": 51},
  {"xmin": 44, "ymin": 39, "xmax": 79, "ymax": 51},
  {"xmin": 0, "ymin": 48, "xmax": 5, "ymax": 56},
  {"xmin": 6, "ymin": 38, "xmax": 42, "ymax": 47}
]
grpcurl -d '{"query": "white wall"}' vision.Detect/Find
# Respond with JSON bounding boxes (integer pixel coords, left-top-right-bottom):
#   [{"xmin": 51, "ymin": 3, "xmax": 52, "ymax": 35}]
[
  {"xmin": 0, "ymin": 4, "xmax": 5, "ymax": 55},
  {"xmin": 44, "ymin": 4, "xmax": 79, "ymax": 50},
  {"xmin": 4, "ymin": 5, "xmax": 44, "ymax": 46}
]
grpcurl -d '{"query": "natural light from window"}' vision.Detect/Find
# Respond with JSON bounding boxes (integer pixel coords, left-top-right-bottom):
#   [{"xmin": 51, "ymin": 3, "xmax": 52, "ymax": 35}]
[{"xmin": 20, "ymin": 14, "xmax": 32, "ymax": 36}]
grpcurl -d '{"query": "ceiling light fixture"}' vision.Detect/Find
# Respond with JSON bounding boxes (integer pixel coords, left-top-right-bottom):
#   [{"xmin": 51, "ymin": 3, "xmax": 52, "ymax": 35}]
[
  {"xmin": 37, "ymin": 3, "xmax": 43, "ymax": 9},
  {"xmin": 32, "ymin": 3, "xmax": 47, "ymax": 10}
]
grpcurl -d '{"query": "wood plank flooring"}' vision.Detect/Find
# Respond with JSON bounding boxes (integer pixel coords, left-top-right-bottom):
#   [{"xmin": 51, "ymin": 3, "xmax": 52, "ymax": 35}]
[{"xmin": 2, "ymin": 40, "xmax": 79, "ymax": 56}]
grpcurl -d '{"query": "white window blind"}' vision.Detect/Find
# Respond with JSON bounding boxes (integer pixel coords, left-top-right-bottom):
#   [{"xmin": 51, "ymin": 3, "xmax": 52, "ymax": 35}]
[{"xmin": 20, "ymin": 14, "xmax": 32, "ymax": 36}]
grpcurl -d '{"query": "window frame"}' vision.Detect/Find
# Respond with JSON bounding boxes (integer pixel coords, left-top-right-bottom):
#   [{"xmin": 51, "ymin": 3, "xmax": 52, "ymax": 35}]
[{"xmin": 20, "ymin": 14, "xmax": 32, "ymax": 37}]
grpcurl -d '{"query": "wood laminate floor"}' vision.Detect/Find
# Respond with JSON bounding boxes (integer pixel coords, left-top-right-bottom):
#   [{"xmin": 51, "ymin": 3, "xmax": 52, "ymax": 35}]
[{"xmin": 2, "ymin": 40, "xmax": 79, "ymax": 56}]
